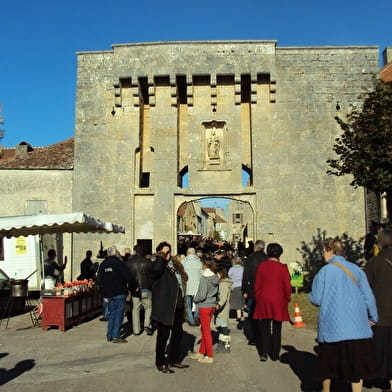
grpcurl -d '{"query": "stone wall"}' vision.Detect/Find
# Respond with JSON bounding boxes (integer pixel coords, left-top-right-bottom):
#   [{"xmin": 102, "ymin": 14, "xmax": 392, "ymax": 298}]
[
  {"xmin": 0, "ymin": 170, "xmax": 73, "ymax": 217},
  {"xmin": 0, "ymin": 169, "xmax": 74, "ymax": 282},
  {"xmin": 72, "ymin": 41, "xmax": 379, "ymax": 264}
]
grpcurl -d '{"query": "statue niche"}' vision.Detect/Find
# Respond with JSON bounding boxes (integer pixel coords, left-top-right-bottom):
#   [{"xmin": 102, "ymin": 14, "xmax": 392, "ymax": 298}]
[{"xmin": 203, "ymin": 120, "xmax": 226, "ymax": 166}]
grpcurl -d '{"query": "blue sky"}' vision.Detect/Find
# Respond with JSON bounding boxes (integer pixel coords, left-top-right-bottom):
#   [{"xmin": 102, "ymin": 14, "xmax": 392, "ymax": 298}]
[{"xmin": 0, "ymin": 0, "xmax": 391, "ymax": 148}]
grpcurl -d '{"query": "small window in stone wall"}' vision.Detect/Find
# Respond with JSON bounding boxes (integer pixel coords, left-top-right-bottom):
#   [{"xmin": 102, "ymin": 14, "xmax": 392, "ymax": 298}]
[
  {"xmin": 25, "ymin": 200, "xmax": 47, "ymax": 215},
  {"xmin": 179, "ymin": 166, "xmax": 189, "ymax": 188},
  {"xmin": 233, "ymin": 213, "xmax": 242, "ymax": 224},
  {"xmin": 242, "ymin": 164, "xmax": 252, "ymax": 186},
  {"xmin": 140, "ymin": 172, "xmax": 150, "ymax": 188}
]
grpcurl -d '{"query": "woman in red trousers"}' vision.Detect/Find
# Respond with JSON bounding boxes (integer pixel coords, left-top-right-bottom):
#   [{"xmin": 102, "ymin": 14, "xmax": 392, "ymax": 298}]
[{"xmin": 189, "ymin": 257, "xmax": 219, "ymax": 363}]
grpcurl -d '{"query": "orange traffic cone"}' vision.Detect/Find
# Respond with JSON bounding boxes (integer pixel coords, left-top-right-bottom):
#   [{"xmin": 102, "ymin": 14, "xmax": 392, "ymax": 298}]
[{"xmin": 292, "ymin": 303, "xmax": 305, "ymax": 328}]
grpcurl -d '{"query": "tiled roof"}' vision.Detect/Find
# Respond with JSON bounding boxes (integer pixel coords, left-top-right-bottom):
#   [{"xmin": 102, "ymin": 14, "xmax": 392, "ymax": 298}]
[
  {"xmin": 201, "ymin": 207, "xmax": 226, "ymax": 223},
  {"xmin": 215, "ymin": 214, "xmax": 226, "ymax": 223},
  {"xmin": 177, "ymin": 202, "xmax": 188, "ymax": 217},
  {"xmin": 0, "ymin": 138, "xmax": 74, "ymax": 169},
  {"xmin": 381, "ymin": 62, "xmax": 392, "ymax": 82},
  {"xmin": 202, "ymin": 207, "xmax": 216, "ymax": 214}
]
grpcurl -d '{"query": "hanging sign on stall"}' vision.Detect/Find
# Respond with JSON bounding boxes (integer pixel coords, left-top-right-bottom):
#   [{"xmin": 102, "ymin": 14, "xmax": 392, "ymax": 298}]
[{"xmin": 15, "ymin": 237, "xmax": 28, "ymax": 255}]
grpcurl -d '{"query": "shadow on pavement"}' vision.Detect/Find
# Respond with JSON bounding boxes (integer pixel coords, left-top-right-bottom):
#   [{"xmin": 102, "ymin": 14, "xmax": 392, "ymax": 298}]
[
  {"xmin": 281, "ymin": 345, "xmax": 360, "ymax": 392},
  {"xmin": 0, "ymin": 356, "xmax": 35, "ymax": 386},
  {"xmin": 179, "ymin": 330, "xmax": 196, "ymax": 361},
  {"xmin": 280, "ymin": 344, "xmax": 321, "ymax": 392}
]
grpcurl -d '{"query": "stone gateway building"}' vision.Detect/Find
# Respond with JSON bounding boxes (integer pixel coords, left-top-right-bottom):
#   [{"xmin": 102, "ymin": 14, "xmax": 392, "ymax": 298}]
[{"xmin": 1, "ymin": 41, "xmax": 382, "ymax": 276}]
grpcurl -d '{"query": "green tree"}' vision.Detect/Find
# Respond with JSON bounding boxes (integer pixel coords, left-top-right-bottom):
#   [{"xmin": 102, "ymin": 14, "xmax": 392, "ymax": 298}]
[
  {"xmin": 327, "ymin": 79, "xmax": 392, "ymax": 194},
  {"xmin": 298, "ymin": 229, "xmax": 364, "ymax": 292},
  {"xmin": 213, "ymin": 230, "xmax": 222, "ymax": 241}
]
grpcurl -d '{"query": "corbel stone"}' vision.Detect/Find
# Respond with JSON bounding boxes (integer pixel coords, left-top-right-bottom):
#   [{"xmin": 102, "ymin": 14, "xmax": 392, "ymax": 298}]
[
  {"xmin": 251, "ymin": 74, "xmax": 257, "ymax": 104},
  {"xmin": 113, "ymin": 82, "xmax": 122, "ymax": 107},
  {"xmin": 171, "ymin": 85, "xmax": 177, "ymax": 107},
  {"xmin": 132, "ymin": 85, "xmax": 140, "ymax": 107},
  {"xmin": 270, "ymin": 78, "xmax": 277, "ymax": 103},
  {"xmin": 148, "ymin": 85, "xmax": 155, "ymax": 107},
  {"xmin": 234, "ymin": 75, "xmax": 241, "ymax": 105},
  {"xmin": 187, "ymin": 84, "xmax": 193, "ymax": 107}
]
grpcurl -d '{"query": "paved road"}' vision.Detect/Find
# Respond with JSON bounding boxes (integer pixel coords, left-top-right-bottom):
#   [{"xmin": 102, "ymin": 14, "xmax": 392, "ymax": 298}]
[{"xmin": 0, "ymin": 310, "xmax": 379, "ymax": 392}]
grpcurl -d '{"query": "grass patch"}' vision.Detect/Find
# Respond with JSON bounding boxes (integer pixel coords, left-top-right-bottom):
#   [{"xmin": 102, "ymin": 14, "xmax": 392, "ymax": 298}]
[{"xmin": 290, "ymin": 291, "xmax": 319, "ymax": 330}]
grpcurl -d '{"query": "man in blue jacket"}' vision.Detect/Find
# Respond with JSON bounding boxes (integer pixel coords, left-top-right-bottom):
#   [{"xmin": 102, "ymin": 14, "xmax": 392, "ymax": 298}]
[{"xmin": 97, "ymin": 245, "xmax": 139, "ymax": 343}]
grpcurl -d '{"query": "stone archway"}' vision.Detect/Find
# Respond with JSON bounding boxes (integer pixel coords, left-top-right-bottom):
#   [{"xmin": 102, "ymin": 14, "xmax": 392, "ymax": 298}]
[{"xmin": 174, "ymin": 194, "xmax": 256, "ymax": 253}]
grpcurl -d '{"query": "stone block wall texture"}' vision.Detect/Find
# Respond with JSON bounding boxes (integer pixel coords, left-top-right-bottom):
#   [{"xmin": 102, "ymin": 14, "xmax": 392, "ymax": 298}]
[
  {"xmin": 0, "ymin": 170, "xmax": 74, "ymax": 282},
  {"xmin": 72, "ymin": 41, "xmax": 379, "ymax": 264},
  {"xmin": 0, "ymin": 170, "xmax": 73, "ymax": 217}
]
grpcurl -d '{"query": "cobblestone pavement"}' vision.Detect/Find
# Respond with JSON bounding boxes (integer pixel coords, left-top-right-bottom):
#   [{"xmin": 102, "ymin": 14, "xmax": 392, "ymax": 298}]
[{"xmin": 0, "ymin": 308, "xmax": 380, "ymax": 392}]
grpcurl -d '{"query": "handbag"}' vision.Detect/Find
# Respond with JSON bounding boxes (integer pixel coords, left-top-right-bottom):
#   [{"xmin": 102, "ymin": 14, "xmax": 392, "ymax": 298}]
[{"xmin": 330, "ymin": 261, "xmax": 357, "ymax": 285}]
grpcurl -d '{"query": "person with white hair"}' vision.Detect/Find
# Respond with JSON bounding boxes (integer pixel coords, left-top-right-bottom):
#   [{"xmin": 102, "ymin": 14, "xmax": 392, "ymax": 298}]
[
  {"xmin": 183, "ymin": 247, "xmax": 202, "ymax": 326},
  {"xmin": 97, "ymin": 245, "xmax": 139, "ymax": 343}
]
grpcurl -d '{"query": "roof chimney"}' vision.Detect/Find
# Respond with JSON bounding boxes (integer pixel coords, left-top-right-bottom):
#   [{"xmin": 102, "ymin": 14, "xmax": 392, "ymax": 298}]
[
  {"xmin": 15, "ymin": 142, "xmax": 33, "ymax": 156},
  {"xmin": 15, "ymin": 144, "xmax": 28, "ymax": 155}
]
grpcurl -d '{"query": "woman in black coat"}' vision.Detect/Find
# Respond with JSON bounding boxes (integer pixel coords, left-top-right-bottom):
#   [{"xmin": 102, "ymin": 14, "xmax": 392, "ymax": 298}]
[
  {"xmin": 365, "ymin": 228, "xmax": 392, "ymax": 391},
  {"xmin": 150, "ymin": 241, "xmax": 188, "ymax": 373}
]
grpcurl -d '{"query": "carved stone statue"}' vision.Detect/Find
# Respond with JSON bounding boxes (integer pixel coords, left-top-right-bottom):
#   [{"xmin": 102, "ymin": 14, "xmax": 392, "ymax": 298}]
[{"xmin": 207, "ymin": 131, "xmax": 220, "ymax": 159}]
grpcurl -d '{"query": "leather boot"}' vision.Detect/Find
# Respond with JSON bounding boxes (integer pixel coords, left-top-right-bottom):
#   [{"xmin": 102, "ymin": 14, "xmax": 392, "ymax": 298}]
[
  {"xmin": 215, "ymin": 334, "xmax": 226, "ymax": 353},
  {"xmin": 222, "ymin": 335, "xmax": 231, "ymax": 353}
]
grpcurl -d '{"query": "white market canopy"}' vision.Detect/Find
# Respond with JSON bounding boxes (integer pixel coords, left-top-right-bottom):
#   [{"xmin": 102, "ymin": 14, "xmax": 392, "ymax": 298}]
[
  {"xmin": 177, "ymin": 231, "xmax": 201, "ymax": 236},
  {"xmin": 0, "ymin": 212, "xmax": 125, "ymax": 238}
]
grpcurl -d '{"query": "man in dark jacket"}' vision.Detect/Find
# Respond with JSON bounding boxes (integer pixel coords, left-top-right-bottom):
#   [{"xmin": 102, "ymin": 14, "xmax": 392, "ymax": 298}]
[
  {"xmin": 78, "ymin": 250, "xmax": 98, "ymax": 280},
  {"xmin": 150, "ymin": 241, "xmax": 188, "ymax": 373},
  {"xmin": 44, "ymin": 249, "xmax": 67, "ymax": 287},
  {"xmin": 126, "ymin": 245, "xmax": 153, "ymax": 335},
  {"xmin": 213, "ymin": 249, "xmax": 232, "ymax": 270},
  {"xmin": 241, "ymin": 240, "xmax": 267, "ymax": 346},
  {"xmin": 97, "ymin": 245, "xmax": 139, "ymax": 343}
]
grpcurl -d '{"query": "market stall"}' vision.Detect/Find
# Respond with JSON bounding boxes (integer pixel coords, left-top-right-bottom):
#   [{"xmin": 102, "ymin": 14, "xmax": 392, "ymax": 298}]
[
  {"xmin": 0, "ymin": 212, "xmax": 125, "ymax": 330},
  {"xmin": 41, "ymin": 281, "xmax": 103, "ymax": 331}
]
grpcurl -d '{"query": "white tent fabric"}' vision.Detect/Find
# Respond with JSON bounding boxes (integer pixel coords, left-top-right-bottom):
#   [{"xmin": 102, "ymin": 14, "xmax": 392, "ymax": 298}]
[{"xmin": 0, "ymin": 212, "xmax": 125, "ymax": 238}]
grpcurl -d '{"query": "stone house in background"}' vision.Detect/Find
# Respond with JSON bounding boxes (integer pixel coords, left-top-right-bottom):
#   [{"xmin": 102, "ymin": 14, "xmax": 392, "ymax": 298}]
[
  {"xmin": 177, "ymin": 201, "xmax": 208, "ymax": 236},
  {"xmin": 381, "ymin": 47, "xmax": 392, "ymax": 82},
  {"xmin": 201, "ymin": 207, "xmax": 227, "ymax": 239},
  {"xmin": 1, "ymin": 41, "xmax": 390, "ymax": 278},
  {"xmin": 227, "ymin": 199, "xmax": 254, "ymax": 245},
  {"xmin": 0, "ymin": 139, "xmax": 74, "ymax": 282},
  {"xmin": 214, "ymin": 209, "xmax": 228, "ymax": 240}
]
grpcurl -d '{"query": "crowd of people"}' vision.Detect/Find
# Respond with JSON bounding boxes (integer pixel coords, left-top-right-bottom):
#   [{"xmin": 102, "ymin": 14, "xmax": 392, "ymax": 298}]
[
  {"xmin": 62, "ymin": 228, "xmax": 392, "ymax": 391},
  {"xmin": 87, "ymin": 237, "xmax": 292, "ymax": 374}
]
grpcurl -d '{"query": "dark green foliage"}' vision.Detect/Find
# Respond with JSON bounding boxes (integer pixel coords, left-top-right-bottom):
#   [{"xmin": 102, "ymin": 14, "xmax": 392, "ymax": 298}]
[
  {"xmin": 298, "ymin": 229, "xmax": 364, "ymax": 292},
  {"xmin": 327, "ymin": 79, "xmax": 392, "ymax": 194},
  {"xmin": 340, "ymin": 232, "xmax": 365, "ymax": 267},
  {"xmin": 213, "ymin": 230, "xmax": 222, "ymax": 240},
  {"xmin": 297, "ymin": 228, "xmax": 325, "ymax": 292}
]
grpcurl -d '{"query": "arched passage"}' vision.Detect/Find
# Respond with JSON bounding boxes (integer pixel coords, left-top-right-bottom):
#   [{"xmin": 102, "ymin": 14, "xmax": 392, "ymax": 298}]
[{"xmin": 176, "ymin": 196, "xmax": 255, "ymax": 253}]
